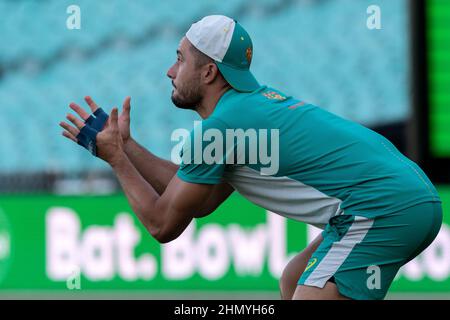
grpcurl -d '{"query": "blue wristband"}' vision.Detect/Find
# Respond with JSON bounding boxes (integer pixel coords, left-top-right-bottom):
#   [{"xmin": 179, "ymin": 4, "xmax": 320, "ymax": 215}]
[
  {"xmin": 85, "ymin": 108, "xmax": 109, "ymax": 131},
  {"xmin": 77, "ymin": 125, "xmax": 99, "ymax": 156}
]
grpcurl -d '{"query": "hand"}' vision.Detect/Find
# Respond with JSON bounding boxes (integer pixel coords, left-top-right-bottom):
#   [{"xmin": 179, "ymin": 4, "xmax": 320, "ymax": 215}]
[
  {"xmin": 95, "ymin": 107, "xmax": 125, "ymax": 165},
  {"xmin": 65, "ymin": 96, "xmax": 132, "ymax": 146},
  {"xmin": 61, "ymin": 106, "xmax": 124, "ymax": 165},
  {"xmin": 119, "ymin": 96, "xmax": 132, "ymax": 146}
]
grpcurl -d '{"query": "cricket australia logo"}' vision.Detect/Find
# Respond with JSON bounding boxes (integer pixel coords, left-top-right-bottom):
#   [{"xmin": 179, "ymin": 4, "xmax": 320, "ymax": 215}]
[
  {"xmin": 262, "ymin": 91, "xmax": 286, "ymax": 101},
  {"xmin": 245, "ymin": 47, "xmax": 253, "ymax": 64}
]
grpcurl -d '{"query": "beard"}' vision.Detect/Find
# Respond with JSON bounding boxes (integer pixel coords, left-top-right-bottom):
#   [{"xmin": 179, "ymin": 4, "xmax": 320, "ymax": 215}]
[{"xmin": 171, "ymin": 76, "xmax": 202, "ymax": 110}]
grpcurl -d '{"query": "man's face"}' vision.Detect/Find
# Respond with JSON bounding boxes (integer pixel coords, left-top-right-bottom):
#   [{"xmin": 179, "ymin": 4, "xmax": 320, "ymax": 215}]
[{"xmin": 167, "ymin": 37, "xmax": 203, "ymax": 110}]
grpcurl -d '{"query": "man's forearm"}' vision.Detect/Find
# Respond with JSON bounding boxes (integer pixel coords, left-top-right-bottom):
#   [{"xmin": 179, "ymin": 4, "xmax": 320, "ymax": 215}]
[
  {"xmin": 110, "ymin": 153, "xmax": 163, "ymax": 238},
  {"xmin": 123, "ymin": 137, "xmax": 234, "ymax": 218},
  {"xmin": 124, "ymin": 138, "xmax": 178, "ymax": 194}
]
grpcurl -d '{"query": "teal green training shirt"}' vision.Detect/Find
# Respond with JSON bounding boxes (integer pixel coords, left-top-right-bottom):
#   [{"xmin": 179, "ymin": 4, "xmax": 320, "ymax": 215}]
[{"xmin": 177, "ymin": 86, "xmax": 441, "ymax": 229}]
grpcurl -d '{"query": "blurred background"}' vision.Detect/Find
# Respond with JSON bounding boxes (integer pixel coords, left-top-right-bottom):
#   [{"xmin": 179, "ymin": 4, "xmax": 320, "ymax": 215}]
[{"xmin": 0, "ymin": 0, "xmax": 449, "ymax": 299}]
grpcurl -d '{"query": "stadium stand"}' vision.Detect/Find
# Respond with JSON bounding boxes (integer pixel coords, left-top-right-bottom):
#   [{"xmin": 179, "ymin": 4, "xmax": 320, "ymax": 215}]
[{"xmin": 0, "ymin": 0, "xmax": 410, "ymax": 192}]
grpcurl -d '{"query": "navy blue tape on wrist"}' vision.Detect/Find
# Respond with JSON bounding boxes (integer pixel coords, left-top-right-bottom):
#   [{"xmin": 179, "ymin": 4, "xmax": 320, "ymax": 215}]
[
  {"xmin": 92, "ymin": 108, "xmax": 109, "ymax": 131},
  {"xmin": 84, "ymin": 108, "xmax": 109, "ymax": 132},
  {"xmin": 85, "ymin": 115, "xmax": 95, "ymax": 126},
  {"xmin": 77, "ymin": 125, "xmax": 99, "ymax": 156}
]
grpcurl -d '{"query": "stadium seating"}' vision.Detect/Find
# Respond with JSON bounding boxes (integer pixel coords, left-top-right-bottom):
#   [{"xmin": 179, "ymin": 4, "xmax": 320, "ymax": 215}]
[{"xmin": 0, "ymin": 0, "xmax": 410, "ymax": 173}]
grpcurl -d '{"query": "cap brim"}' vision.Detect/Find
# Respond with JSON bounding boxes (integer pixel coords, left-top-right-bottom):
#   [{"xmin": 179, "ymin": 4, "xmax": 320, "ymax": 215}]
[{"xmin": 216, "ymin": 62, "xmax": 260, "ymax": 92}]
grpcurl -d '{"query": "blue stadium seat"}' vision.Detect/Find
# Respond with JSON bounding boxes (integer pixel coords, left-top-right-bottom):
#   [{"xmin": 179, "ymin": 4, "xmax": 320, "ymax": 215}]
[{"xmin": 0, "ymin": 0, "xmax": 411, "ymax": 173}]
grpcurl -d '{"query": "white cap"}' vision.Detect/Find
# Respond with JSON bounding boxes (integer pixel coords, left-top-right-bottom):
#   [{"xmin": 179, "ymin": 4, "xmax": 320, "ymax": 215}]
[
  {"xmin": 185, "ymin": 15, "xmax": 260, "ymax": 92},
  {"xmin": 186, "ymin": 15, "xmax": 235, "ymax": 63}
]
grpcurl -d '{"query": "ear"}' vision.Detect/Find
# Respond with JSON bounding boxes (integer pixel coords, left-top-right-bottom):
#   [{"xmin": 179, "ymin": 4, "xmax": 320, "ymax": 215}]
[{"xmin": 201, "ymin": 63, "xmax": 219, "ymax": 85}]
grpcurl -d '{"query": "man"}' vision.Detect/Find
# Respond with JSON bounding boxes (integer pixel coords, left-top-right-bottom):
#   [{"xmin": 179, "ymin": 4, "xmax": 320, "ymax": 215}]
[{"xmin": 60, "ymin": 15, "xmax": 442, "ymax": 300}]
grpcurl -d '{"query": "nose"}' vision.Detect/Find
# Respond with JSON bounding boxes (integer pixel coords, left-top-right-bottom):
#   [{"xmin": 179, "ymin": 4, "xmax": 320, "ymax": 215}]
[{"xmin": 167, "ymin": 63, "xmax": 176, "ymax": 80}]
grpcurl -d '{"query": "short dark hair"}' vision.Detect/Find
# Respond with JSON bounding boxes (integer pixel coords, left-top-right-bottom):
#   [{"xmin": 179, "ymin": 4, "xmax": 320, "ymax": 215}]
[{"xmin": 189, "ymin": 42, "xmax": 231, "ymax": 89}]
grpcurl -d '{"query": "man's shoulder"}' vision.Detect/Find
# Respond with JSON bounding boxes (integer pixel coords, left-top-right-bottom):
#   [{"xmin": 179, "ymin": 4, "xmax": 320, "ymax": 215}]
[
  {"xmin": 232, "ymin": 85, "xmax": 294, "ymax": 104},
  {"xmin": 211, "ymin": 86, "xmax": 293, "ymax": 121}
]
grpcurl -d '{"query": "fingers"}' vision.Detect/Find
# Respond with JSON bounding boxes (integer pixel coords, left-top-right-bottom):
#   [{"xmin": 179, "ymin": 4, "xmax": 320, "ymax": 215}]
[
  {"xmin": 66, "ymin": 113, "xmax": 85, "ymax": 130},
  {"xmin": 62, "ymin": 130, "xmax": 78, "ymax": 143},
  {"xmin": 60, "ymin": 121, "xmax": 79, "ymax": 143},
  {"xmin": 69, "ymin": 102, "xmax": 90, "ymax": 121},
  {"xmin": 59, "ymin": 121, "xmax": 80, "ymax": 136},
  {"xmin": 84, "ymin": 96, "xmax": 99, "ymax": 113},
  {"xmin": 110, "ymin": 107, "xmax": 119, "ymax": 130},
  {"xmin": 122, "ymin": 96, "xmax": 131, "ymax": 116}
]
